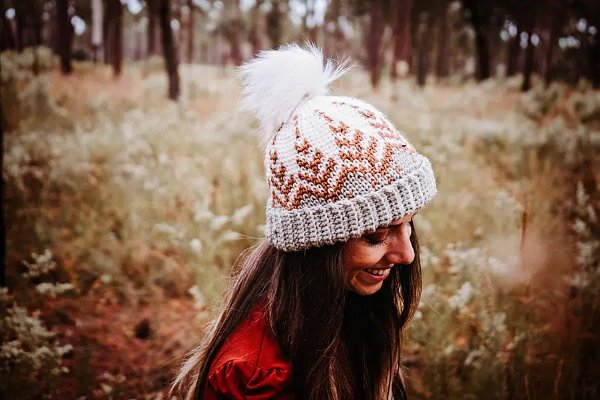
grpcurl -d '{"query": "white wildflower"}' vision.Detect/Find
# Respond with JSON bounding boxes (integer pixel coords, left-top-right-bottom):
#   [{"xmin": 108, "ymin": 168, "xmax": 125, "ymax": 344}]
[
  {"xmin": 421, "ymin": 283, "xmax": 437, "ymax": 301},
  {"xmin": 480, "ymin": 312, "xmax": 507, "ymax": 336},
  {"xmin": 56, "ymin": 344, "xmax": 73, "ymax": 356},
  {"xmin": 506, "ymin": 333, "xmax": 526, "ymax": 350},
  {"xmin": 494, "ymin": 190, "xmax": 524, "ymax": 215},
  {"xmin": 188, "ymin": 285, "xmax": 206, "ymax": 309},
  {"xmin": 22, "ymin": 249, "xmax": 56, "ymax": 279},
  {"xmin": 231, "ymin": 204, "xmax": 254, "ymax": 225},
  {"xmin": 587, "ymin": 204, "xmax": 598, "ymax": 224},
  {"xmin": 564, "ymin": 271, "xmax": 591, "ymax": 289},
  {"xmin": 158, "ymin": 153, "xmax": 169, "ymax": 164},
  {"xmin": 220, "ymin": 230, "xmax": 241, "ymax": 242},
  {"xmin": 576, "ymin": 241, "xmax": 600, "ymax": 267},
  {"xmin": 121, "ymin": 163, "xmax": 147, "ymax": 179},
  {"xmin": 152, "ymin": 222, "xmax": 183, "ymax": 239},
  {"xmin": 419, "ymin": 246, "xmax": 439, "ymax": 269},
  {"xmin": 194, "ymin": 208, "xmax": 214, "ymax": 222},
  {"xmin": 0, "ymin": 299, "xmax": 72, "ymax": 392},
  {"xmin": 143, "ymin": 176, "xmax": 160, "ymax": 191},
  {"xmin": 448, "ymin": 282, "xmax": 474, "ymax": 310},
  {"xmin": 209, "ymin": 215, "xmax": 229, "ymax": 231},
  {"xmin": 35, "ymin": 282, "xmax": 74, "ymax": 298},
  {"xmin": 485, "ymin": 257, "xmax": 511, "ymax": 277},
  {"xmin": 190, "ymin": 238, "xmax": 203, "ymax": 254},
  {"xmin": 575, "ymin": 181, "xmax": 589, "ymax": 207},
  {"xmin": 444, "ymin": 344, "xmax": 454, "ymax": 356},
  {"xmin": 100, "ymin": 383, "xmax": 113, "ymax": 395},
  {"xmin": 464, "ymin": 348, "xmax": 483, "ymax": 368},
  {"xmin": 573, "ymin": 218, "xmax": 588, "ymax": 236},
  {"xmin": 446, "ymin": 246, "xmax": 487, "ymax": 274}
]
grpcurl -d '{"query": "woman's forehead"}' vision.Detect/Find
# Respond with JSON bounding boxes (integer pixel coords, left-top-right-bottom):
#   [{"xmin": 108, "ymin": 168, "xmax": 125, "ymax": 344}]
[{"xmin": 371, "ymin": 214, "xmax": 415, "ymax": 231}]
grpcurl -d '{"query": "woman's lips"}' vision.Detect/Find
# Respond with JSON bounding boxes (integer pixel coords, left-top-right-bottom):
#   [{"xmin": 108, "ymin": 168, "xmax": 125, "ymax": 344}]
[{"xmin": 358, "ymin": 267, "xmax": 391, "ymax": 283}]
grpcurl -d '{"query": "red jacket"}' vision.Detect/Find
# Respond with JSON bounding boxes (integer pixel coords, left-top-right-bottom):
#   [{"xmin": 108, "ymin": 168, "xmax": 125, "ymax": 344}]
[{"xmin": 203, "ymin": 304, "xmax": 294, "ymax": 399}]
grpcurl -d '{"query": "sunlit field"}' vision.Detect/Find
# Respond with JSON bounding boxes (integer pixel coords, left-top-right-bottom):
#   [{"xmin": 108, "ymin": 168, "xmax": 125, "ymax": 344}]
[{"xmin": 2, "ymin": 49, "xmax": 599, "ymax": 399}]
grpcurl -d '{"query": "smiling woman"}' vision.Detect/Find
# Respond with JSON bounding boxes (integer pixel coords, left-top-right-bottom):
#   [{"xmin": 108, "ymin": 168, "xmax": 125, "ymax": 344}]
[{"xmin": 171, "ymin": 45, "xmax": 436, "ymax": 400}]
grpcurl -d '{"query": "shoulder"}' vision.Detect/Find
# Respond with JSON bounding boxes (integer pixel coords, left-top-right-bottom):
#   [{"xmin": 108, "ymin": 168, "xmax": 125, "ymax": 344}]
[
  {"xmin": 204, "ymin": 304, "xmax": 294, "ymax": 399},
  {"xmin": 206, "ymin": 359, "xmax": 293, "ymax": 399}
]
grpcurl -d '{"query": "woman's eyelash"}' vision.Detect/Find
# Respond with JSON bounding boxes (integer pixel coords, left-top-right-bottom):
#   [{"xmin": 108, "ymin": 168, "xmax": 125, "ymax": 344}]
[
  {"xmin": 366, "ymin": 234, "xmax": 390, "ymax": 246},
  {"xmin": 365, "ymin": 222, "xmax": 411, "ymax": 245}
]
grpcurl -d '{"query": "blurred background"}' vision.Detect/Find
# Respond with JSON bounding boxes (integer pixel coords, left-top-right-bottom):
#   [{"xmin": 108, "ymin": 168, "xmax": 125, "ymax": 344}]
[{"xmin": 1, "ymin": 0, "xmax": 599, "ymax": 399}]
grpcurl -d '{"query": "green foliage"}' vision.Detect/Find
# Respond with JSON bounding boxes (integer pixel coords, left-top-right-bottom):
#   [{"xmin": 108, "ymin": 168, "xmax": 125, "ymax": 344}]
[
  {"xmin": 0, "ymin": 251, "xmax": 73, "ymax": 399},
  {"xmin": 0, "ymin": 48, "xmax": 70, "ymax": 133},
  {"xmin": 519, "ymin": 83, "xmax": 600, "ymax": 126},
  {"xmin": 3, "ymin": 64, "xmax": 598, "ymax": 398}
]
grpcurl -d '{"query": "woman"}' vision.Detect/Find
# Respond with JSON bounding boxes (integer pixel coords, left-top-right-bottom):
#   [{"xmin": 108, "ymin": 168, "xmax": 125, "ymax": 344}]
[{"xmin": 172, "ymin": 44, "xmax": 437, "ymax": 400}]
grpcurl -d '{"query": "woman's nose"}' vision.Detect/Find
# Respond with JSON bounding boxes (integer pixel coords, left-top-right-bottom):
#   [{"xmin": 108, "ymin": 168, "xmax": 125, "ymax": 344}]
[{"xmin": 384, "ymin": 228, "xmax": 415, "ymax": 265}]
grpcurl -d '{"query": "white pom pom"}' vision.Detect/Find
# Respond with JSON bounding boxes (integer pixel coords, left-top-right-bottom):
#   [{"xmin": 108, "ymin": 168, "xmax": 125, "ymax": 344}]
[{"xmin": 239, "ymin": 44, "xmax": 350, "ymax": 147}]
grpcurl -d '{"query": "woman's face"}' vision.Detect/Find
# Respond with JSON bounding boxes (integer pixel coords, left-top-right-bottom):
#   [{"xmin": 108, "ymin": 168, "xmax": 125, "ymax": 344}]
[{"xmin": 341, "ymin": 214, "xmax": 415, "ymax": 296}]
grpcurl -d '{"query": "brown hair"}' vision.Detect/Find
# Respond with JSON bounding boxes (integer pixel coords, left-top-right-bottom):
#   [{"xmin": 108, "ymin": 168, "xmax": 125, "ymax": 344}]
[{"xmin": 172, "ymin": 222, "xmax": 422, "ymax": 400}]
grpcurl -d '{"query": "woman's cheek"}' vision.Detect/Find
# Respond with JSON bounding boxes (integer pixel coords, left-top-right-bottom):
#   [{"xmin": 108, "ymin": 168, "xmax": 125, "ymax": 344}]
[{"xmin": 350, "ymin": 246, "xmax": 383, "ymax": 268}]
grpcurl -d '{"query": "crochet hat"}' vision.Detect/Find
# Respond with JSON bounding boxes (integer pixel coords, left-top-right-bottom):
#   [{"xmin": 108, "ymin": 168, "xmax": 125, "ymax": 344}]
[{"xmin": 240, "ymin": 45, "xmax": 437, "ymax": 251}]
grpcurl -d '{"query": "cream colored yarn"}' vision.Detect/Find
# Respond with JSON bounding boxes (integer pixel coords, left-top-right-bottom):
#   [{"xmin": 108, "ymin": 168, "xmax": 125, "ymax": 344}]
[{"xmin": 240, "ymin": 45, "xmax": 437, "ymax": 251}]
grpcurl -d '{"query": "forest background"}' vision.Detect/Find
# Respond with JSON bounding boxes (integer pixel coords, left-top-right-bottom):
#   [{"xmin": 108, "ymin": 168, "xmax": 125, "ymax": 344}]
[{"xmin": 1, "ymin": 0, "xmax": 599, "ymax": 399}]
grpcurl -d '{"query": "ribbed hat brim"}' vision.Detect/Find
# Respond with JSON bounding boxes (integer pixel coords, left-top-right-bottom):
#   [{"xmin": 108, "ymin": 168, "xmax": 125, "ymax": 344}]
[{"xmin": 265, "ymin": 155, "xmax": 437, "ymax": 251}]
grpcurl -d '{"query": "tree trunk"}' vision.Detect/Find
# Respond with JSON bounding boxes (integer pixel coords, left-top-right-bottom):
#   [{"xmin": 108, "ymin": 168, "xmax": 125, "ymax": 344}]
[
  {"xmin": 159, "ymin": 0, "xmax": 180, "ymax": 100},
  {"xmin": 391, "ymin": 0, "xmax": 413, "ymax": 80},
  {"xmin": 367, "ymin": 0, "xmax": 385, "ymax": 88},
  {"xmin": 135, "ymin": 22, "xmax": 144, "ymax": 60},
  {"xmin": 521, "ymin": 15, "xmax": 535, "ymax": 92},
  {"xmin": 105, "ymin": 0, "xmax": 123, "ymax": 76},
  {"xmin": 103, "ymin": 0, "xmax": 111, "ymax": 64},
  {"xmin": 304, "ymin": 0, "xmax": 318, "ymax": 44},
  {"xmin": 0, "ymin": 0, "xmax": 16, "ymax": 51},
  {"xmin": 174, "ymin": 3, "xmax": 183, "ymax": 64},
  {"xmin": 463, "ymin": 0, "xmax": 491, "ymax": 81},
  {"xmin": 533, "ymin": 2, "xmax": 558, "ymax": 84},
  {"xmin": 250, "ymin": 0, "xmax": 264, "ymax": 56},
  {"xmin": 148, "ymin": 0, "xmax": 157, "ymax": 56},
  {"xmin": 91, "ymin": 0, "xmax": 103, "ymax": 62},
  {"xmin": 587, "ymin": 10, "xmax": 600, "ymax": 88},
  {"xmin": 230, "ymin": 20, "xmax": 243, "ymax": 65},
  {"xmin": 113, "ymin": 0, "xmax": 123, "ymax": 75},
  {"xmin": 13, "ymin": 1, "xmax": 43, "ymax": 50},
  {"xmin": 230, "ymin": 0, "xmax": 243, "ymax": 66},
  {"xmin": 543, "ymin": 22, "xmax": 559, "ymax": 86},
  {"xmin": 29, "ymin": 3, "xmax": 43, "ymax": 47},
  {"xmin": 266, "ymin": 0, "xmax": 283, "ymax": 48},
  {"xmin": 0, "ymin": 98, "xmax": 5, "ymax": 287},
  {"xmin": 589, "ymin": 27, "xmax": 600, "ymax": 88},
  {"xmin": 506, "ymin": 32, "xmax": 520, "ymax": 77},
  {"xmin": 14, "ymin": 2, "xmax": 26, "ymax": 51},
  {"xmin": 187, "ymin": 0, "xmax": 195, "ymax": 63},
  {"xmin": 435, "ymin": 2, "xmax": 449, "ymax": 78},
  {"xmin": 415, "ymin": 14, "xmax": 430, "ymax": 86},
  {"xmin": 56, "ymin": 0, "xmax": 72, "ymax": 74},
  {"xmin": 324, "ymin": 0, "xmax": 344, "ymax": 56}
]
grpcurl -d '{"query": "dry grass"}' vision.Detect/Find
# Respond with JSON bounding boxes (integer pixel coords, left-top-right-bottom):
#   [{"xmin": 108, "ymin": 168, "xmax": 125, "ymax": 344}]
[{"xmin": 2, "ymin": 51, "xmax": 599, "ymax": 399}]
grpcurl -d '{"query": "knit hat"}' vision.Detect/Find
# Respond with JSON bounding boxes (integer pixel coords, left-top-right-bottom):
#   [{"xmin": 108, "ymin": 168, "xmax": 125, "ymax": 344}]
[{"xmin": 240, "ymin": 45, "xmax": 437, "ymax": 251}]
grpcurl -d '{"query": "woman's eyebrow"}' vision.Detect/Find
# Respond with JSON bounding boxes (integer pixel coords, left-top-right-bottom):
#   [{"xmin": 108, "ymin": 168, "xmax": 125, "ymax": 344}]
[
  {"xmin": 367, "ymin": 227, "xmax": 389, "ymax": 234},
  {"xmin": 386, "ymin": 214, "xmax": 416, "ymax": 227}
]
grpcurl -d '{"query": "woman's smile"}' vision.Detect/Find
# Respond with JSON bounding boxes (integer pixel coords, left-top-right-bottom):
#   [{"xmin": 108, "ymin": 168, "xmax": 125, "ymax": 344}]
[{"xmin": 357, "ymin": 267, "xmax": 392, "ymax": 283}]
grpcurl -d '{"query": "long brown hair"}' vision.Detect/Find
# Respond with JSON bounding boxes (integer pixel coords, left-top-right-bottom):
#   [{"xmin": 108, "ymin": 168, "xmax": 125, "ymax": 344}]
[{"xmin": 172, "ymin": 222, "xmax": 422, "ymax": 400}]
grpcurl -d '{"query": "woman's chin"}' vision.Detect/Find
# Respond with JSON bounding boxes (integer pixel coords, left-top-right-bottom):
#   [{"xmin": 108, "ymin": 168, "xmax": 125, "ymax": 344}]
[{"xmin": 347, "ymin": 281, "xmax": 384, "ymax": 296}]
